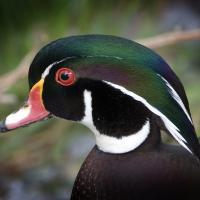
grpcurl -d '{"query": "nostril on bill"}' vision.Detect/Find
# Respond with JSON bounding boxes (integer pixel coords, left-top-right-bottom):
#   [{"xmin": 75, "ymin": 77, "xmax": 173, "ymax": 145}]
[{"xmin": 0, "ymin": 121, "xmax": 9, "ymax": 133}]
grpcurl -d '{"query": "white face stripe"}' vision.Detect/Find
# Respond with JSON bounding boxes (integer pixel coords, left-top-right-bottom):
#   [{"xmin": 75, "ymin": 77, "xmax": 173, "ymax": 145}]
[
  {"xmin": 42, "ymin": 63, "xmax": 54, "ymax": 79},
  {"xmin": 103, "ymin": 81, "xmax": 193, "ymax": 154},
  {"xmin": 158, "ymin": 75, "xmax": 192, "ymax": 123},
  {"xmin": 41, "ymin": 55, "xmax": 123, "ymax": 80},
  {"xmin": 41, "ymin": 58, "xmax": 70, "ymax": 79}
]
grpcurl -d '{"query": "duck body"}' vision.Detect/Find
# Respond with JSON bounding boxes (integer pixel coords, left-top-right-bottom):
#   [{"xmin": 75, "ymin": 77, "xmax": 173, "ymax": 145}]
[{"xmin": 72, "ymin": 144, "xmax": 200, "ymax": 200}]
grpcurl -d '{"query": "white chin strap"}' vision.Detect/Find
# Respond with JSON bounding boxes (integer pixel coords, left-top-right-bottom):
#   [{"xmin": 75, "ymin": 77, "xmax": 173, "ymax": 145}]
[{"xmin": 81, "ymin": 90, "xmax": 150, "ymax": 154}]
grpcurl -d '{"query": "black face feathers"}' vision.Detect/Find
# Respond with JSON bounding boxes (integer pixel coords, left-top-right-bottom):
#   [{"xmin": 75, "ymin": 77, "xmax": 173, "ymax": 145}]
[
  {"xmin": 88, "ymin": 80, "xmax": 151, "ymax": 138},
  {"xmin": 42, "ymin": 67, "xmax": 85, "ymax": 121}
]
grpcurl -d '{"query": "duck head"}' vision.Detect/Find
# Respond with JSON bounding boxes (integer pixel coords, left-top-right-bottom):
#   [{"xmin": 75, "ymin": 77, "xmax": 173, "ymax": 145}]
[{"xmin": 0, "ymin": 35, "xmax": 199, "ymax": 157}]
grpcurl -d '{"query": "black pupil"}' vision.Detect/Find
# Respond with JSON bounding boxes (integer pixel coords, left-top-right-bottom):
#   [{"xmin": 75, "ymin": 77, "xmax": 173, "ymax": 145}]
[{"xmin": 60, "ymin": 72, "xmax": 69, "ymax": 81}]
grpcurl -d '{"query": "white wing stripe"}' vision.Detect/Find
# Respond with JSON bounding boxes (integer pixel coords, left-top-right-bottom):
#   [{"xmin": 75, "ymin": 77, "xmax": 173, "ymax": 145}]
[{"xmin": 158, "ymin": 75, "xmax": 192, "ymax": 124}]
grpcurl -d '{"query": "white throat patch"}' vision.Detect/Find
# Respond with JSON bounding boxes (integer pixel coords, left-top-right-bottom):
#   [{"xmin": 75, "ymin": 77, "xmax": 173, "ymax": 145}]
[{"xmin": 81, "ymin": 90, "xmax": 150, "ymax": 154}]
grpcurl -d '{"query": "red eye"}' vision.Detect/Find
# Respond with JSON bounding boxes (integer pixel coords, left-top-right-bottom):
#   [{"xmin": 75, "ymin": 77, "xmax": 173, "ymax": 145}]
[{"xmin": 55, "ymin": 68, "xmax": 76, "ymax": 86}]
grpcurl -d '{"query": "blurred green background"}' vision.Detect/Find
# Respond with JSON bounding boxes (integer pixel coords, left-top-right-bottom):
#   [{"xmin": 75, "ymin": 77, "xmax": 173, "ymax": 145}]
[{"xmin": 0, "ymin": 0, "xmax": 199, "ymax": 199}]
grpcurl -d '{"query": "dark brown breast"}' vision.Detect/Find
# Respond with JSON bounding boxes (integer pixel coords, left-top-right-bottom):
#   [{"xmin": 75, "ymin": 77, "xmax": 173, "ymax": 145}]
[{"xmin": 71, "ymin": 144, "xmax": 200, "ymax": 200}]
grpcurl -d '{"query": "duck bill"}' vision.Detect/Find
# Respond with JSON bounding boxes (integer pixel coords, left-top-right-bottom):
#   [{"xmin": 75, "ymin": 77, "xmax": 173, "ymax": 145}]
[{"xmin": 0, "ymin": 79, "xmax": 50, "ymax": 132}]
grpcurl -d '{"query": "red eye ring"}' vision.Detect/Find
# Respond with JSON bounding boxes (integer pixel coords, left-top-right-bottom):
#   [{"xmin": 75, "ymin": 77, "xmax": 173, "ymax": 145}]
[{"xmin": 55, "ymin": 68, "xmax": 76, "ymax": 86}]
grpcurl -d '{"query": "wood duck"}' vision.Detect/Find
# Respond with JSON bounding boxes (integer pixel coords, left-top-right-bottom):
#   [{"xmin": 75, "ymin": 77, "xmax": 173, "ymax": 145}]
[{"xmin": 1, "ymin": 35, "xmax": 200, "ymax": 200}]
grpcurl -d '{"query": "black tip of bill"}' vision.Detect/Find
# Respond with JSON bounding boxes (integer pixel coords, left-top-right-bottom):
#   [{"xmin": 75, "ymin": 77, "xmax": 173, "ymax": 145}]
[{"xmin": 0, "ymin": 121, "xmax": 9, "ymax": 133}]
